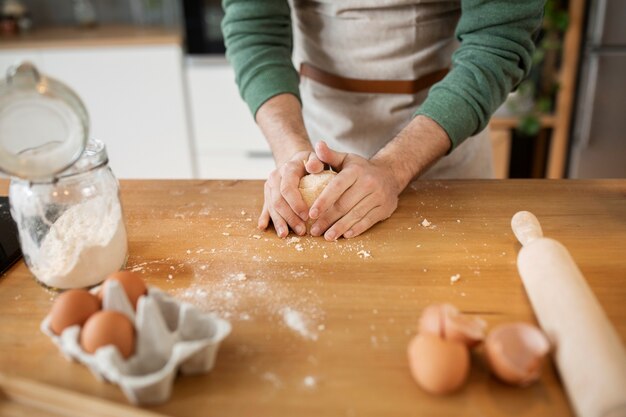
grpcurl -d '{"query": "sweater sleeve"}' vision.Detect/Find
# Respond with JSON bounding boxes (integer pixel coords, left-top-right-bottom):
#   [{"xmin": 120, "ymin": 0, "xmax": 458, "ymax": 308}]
[
  {"xmin": 221, "ymin": 0, "xmax": 300, "ymax": 118},
  {"xmin": 414, "ymin": 0, "xmax": 545, "ymax": 150}
]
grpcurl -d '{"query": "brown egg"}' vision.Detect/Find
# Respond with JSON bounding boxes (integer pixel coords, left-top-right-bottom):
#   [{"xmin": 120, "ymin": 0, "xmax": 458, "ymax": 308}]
[
  {"xmin": 407, "ymin": 333, "xmax": 470, "ymax": 395},
  {"xmin": 100, "ymin": 271, "xmax": 147, "ymax": 309},
  {"xmin": 485, "ymin": 322, "xmax": 550, "ymax": 386},
  {"xmin": 49, "ymin": 289, "xmax": 101, "ymax": 335},
  {"xmin": 80, "ymin": 310, "xmax": 135, "ymax": 359},
  {"xmin": 419, "ymin": 303, "xmax": 486, "ymax": 347}
]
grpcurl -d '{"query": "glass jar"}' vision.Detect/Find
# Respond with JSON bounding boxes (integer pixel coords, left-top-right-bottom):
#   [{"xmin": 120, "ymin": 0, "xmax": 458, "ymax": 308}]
[
  {"xmin": 0, "ymin": 62, "xmax": 88, "ymax": 181},
  {"xmin": 0, "ymin": 62, "xmax": 128, "ymax": 290},
  {"xmin": 9, "ymin": 139, "xmax": 128, "ymax": 289}
]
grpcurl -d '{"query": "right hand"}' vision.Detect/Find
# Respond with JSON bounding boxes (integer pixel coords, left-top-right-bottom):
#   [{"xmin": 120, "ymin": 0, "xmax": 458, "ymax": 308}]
[{"xmin": 258, "ymin": 150, "xmax": 324, "ymax": 237}]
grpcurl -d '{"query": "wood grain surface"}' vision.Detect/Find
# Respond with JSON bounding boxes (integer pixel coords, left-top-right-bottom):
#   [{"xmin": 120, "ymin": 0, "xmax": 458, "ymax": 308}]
[{"xmin": 1, "ymin": 179, "xmax": 625, "ymax": 417}]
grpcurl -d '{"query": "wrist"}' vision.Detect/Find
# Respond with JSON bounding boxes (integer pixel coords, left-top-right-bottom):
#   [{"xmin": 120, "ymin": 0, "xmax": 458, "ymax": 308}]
[
  {"xmin": 255, "ymin": 94, "xmax": 313, "ymax": 167},
  {"xmin": 370, "ymin": 152, "xmax": 407, "ymax": 195},
  {"xmin": 273, "ymin": 139, "xmax": 313, "ymax": 167},
  {"xmin": 371, "ymin": 115, "xmax": 451, "ymax": 187}
]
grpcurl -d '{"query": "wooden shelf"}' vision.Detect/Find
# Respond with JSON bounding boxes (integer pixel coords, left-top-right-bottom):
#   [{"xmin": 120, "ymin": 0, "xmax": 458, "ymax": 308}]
[
  {"xmin": 0, "ymin": 25, "xmax": 181, "ymax": 50},
  {"xmin": 489, "ymin": 114, "xmax": 557, "ymax": 130},
  {"xmin": 488, "ymin": 0, "xmax": 586, "ymax": 179}
]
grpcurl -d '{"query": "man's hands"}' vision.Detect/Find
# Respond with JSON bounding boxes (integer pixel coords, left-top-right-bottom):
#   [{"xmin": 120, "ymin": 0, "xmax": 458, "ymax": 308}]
[
  {"xmin": 303, "ymin": 115, "xmax": 450, "ymax": 240},
  {"xmin": 255, "ymin": 94, "xmax": 323, "ymax": 237},
  {"xmin": 258, "ymin": 140, "xmax": 405, "ymax": 240},
  {"xmin": 255, "ymin": 92, "xmax": 451, "ymax": 240},
  {"xmin": 307, "ymin": 141, "xmax": 402, "ymax": 240},
  {"xmin": 258, "ymin": 150, "xmax": 323, "ymax": 237}
]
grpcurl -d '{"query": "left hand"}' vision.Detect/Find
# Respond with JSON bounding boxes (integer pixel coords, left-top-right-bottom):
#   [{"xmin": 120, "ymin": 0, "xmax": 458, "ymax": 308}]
[{"xmin": 308, "ymin": 141, "xmax": 403, "ymax": 240}]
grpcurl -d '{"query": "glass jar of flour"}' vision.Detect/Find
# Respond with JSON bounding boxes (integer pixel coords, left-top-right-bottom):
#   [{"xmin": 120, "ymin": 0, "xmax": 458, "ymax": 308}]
[{"xmin": 0, "ymin": 63, "xmax": 128, "ymax": 289}]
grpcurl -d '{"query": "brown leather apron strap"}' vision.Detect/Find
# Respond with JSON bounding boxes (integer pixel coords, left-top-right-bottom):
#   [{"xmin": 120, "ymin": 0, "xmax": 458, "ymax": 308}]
[{"xmin": 299, "ymin": 62, "xmax": 448, "ymax": 95}]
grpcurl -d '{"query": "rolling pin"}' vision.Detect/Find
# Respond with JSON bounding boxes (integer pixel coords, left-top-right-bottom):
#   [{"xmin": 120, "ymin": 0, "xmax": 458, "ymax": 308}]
[{"xmin": 512, "ymin": 211, "xmax": 626, "ymax": 417}]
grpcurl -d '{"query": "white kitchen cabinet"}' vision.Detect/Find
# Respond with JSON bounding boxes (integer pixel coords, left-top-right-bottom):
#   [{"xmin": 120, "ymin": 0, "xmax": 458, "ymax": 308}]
[
  {"xmin": 197, "ymin": 150, "xmax": 276, "ymax": 179},
  {"xmin": 185, "ymin": 57, "xmax": 274, "ymax": 179},
  {"xmin": 0, "ymin": 45, "xmax": 193, "ymax": 179}
]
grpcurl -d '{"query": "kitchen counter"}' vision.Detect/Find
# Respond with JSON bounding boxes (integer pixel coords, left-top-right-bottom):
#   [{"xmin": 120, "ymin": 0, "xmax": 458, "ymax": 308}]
[
  {"xmin": 1, "ymin": 179, "xmax": 625, "ymax": 416},
  {"xmin": 0, "ymin": 25, "xmax": 181, "ymax": 50}
]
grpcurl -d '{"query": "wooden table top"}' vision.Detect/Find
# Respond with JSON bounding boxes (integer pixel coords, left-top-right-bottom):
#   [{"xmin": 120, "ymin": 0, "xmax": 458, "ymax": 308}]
[{"xmin": 1, "ymin": 179, "xmax": 625, "ymax": 417}]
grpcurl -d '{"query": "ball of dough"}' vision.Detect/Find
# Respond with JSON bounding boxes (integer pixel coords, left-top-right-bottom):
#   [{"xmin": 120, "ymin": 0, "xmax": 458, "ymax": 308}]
[
  {"xmin": 299, "ymin": 170, "xmax": 336, "ymax": 233},
  {"xmin": 299, "ymin": 170, "xmax": 336, "ymax": 207}
]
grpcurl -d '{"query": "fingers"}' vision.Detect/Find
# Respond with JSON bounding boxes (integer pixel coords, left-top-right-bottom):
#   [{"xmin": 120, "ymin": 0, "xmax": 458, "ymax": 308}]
[
  {"xmin": 258, "ymin": 201, "xmax": 270, "ymax": 230},
  {"xmin": 266, "ymin": 172, "xmax": 306, "ymax": 237},
  {"xmin": 305, "ymin": 152, "xmax": 324, "ymax": 174},
  {"xmin": 310, "ymin": 184, "xmax": 370, "ymax": 237},
  {"xmin": 279, "ymin": 160, "xmax": 309, "ymax": 221},
  {"xmin": 342, "ymin": 206, "xmax": 387, "ymax": 239},
  {"xmin": 315, "ymin": 141, "xmax": 347, "ymax": 169},
  {"xmin": 309, "ymin": 168, "xmax": 358, "ymax": 220},
  {"xmin": 263, "ymin": 180, "xmax": 287, "ymax": 237},
  {"xmin": 321, "ymin": 194, "xmax": 379, "ymax": 241},
  {"xmin": 268, "ymin": 205, "xmax": 290, "ymax": 237}
]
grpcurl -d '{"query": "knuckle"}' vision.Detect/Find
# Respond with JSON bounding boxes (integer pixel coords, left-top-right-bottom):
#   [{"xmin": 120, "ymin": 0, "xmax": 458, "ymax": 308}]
[
  {"xmin": 362, "ymin": 174, "xmax": 377, "ymax": 189},
  {"xmin": 351, "ymin": 208, "xmax": 366, "ymax": 219},
  {"xmin": 272, "ymin": 217, "xmax": 286, "ymax": 231},
  {"xmin": 334, "ymin": 199, "xmax": 352, "ymax": 213},
  {"xmin": 333, "ymin": 175, "xmax": 349, "ymax": 190},
  {"xmin": 285, "ymin": 161, "xmax": 301, "ymax": 173},
  {"xmin": 281, "ymin": 212, "xmax": 300, "ymax": 229},
  {"xmin": 350, "ymin": 164, "xmax": 363, "ymax": 176},
  {"xmin": 286, "ymin": 159, "xmax": 300, "ymax": 169},
  {"xmin": 269, "ymin": 170, "xmax": 280, "ymax": 183},
  {"xmin": 270, "ymin": 192, "xmax": 282, "ymax": 206},
  {"xmin": 280, "ymin": 182, "xmax": 297, "ymax": 197}
]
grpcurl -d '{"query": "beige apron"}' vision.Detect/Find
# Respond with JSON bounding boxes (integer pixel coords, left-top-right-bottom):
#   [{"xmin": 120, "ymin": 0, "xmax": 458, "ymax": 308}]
[{"xmin": 291, "ymin": 0, "xmax": 494, "ymax": 179}]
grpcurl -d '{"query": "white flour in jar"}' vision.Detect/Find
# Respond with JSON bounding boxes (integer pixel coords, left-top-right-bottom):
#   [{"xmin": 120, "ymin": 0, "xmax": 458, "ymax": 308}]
[{"xmin": 29, "ymin": 195, "xmax": 127, "ymax": 289}]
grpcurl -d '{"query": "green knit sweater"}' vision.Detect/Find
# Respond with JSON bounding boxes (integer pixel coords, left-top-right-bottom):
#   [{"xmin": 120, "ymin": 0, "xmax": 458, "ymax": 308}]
[{"xmin": 222, "ymin": 0, "xmax": 544, "ymax": 150}]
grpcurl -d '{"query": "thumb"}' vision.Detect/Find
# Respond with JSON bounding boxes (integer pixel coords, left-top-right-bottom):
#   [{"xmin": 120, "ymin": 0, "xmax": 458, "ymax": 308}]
[
  {"xmin": 304, "ymin": 152, "xmax": 324, "ymax": 174},
  {"xmin": 315, "ymin": 141, "xmax": 347, "ymax": 170}
]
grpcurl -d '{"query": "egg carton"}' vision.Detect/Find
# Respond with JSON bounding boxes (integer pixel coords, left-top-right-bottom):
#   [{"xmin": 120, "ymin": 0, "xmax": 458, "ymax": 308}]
[{"xmin": 40, "ymin": 281, "xmax": 231, "ymax": 405}]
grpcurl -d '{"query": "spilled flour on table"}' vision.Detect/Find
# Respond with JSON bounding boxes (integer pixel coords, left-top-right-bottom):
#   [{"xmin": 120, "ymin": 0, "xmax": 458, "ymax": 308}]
[
  {"xmin": 168, "ymin": 262, "xmax": 325, "ymax": 340},
  {"xmin": 282, "ymin": 307, "xmax": 318, "ymax": 341},
  {"xmin": 303, "ymin": 376, "xmax": 317, "ymax": 388}
]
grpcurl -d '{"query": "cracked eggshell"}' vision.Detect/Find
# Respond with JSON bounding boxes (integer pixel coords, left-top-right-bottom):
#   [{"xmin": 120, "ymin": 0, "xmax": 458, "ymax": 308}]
[
  {"xmin": 407, "ymin": 333, "xmax": 470, "ymax": 395},
  {"xmin": 485, "ymin": 322, "xmax": 550, "ymax": 386},
  {"xmin": 419, "ymin": 303, "xmax": 486, "ymax": 347}
]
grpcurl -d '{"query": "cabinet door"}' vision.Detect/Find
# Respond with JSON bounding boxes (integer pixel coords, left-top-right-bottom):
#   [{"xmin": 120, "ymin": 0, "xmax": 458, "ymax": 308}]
[
  {"xmin": 197, "ymin": 151, "xmax": 275, "ymax": 179},
  {"xmin": 186, "ymin": 58, "xmax": 274, "ymax": 179},
  {"xmin": 186, "ymin": 58, "xmax": 269, "ymax": 154},
  {"xmin": 41, "ymin": 45, "xmax": 193, "ymax": 179}
]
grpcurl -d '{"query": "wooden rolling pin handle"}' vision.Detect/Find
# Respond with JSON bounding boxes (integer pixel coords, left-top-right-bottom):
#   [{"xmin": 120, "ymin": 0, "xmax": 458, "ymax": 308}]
[
  {"xmin": 511, "ymin": 211, "xmax": 544, "ymax": 246},
  {"xmin": 513, "ymin": 211, "xmax": 626, "ymax": 417}
]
